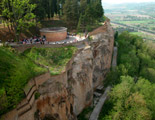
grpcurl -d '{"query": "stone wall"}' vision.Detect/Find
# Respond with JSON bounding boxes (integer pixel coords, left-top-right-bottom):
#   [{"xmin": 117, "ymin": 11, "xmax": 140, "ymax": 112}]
[{"xmin": 40, "ymin": 31, "xmax": 67, "ymax": 42}]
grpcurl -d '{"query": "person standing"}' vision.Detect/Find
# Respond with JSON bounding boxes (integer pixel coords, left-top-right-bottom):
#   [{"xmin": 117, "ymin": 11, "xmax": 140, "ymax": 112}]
[
  {"xmin": 30, "ymin": 37, "xmax": 32, "ymax": 44},
  {"xmin": 11, "ymin": 39, "xmax": 14, "ymax": 43}
]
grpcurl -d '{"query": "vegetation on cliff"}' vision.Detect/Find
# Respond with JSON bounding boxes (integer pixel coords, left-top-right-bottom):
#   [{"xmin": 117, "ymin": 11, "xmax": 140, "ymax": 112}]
[
  {"xmin": 0, "ymin": 47, "xmax": 47, "ymax": 115},
  {"xmin": 23, "ymin": 46, "xmax": 77, "ymax": 75},
  {"xmin": 0, "ymin": 46, "xmax": 77, "ymax": 115},
  {"xmin": 99, "ymin": 32, "xmax": 155, "ymax": 120}
]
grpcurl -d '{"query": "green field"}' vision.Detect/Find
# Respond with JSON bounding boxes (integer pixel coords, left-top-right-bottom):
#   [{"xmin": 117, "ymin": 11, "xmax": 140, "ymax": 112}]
[{"xmin": 130, "ymin": 32, "xmax": 144, "ymax": 35}]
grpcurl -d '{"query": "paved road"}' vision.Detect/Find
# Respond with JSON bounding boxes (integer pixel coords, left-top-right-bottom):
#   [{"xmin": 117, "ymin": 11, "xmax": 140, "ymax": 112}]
[
  {"xmin": 112, "ymin": 47, "xmax": 118, "ymax": 68},
  {"xmin": 89, "ymin": 86, "xmax": 111, "ymax": 120}
]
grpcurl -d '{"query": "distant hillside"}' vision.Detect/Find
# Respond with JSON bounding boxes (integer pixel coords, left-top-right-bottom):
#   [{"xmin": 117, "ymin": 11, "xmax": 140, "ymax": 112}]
[
  {"xmin": 104, "ymin": 2, "xmax": 155, "ymax": 17},
  {"xmin": 104, "ymin": 2, "xmax": 155, "ymax": 42}
]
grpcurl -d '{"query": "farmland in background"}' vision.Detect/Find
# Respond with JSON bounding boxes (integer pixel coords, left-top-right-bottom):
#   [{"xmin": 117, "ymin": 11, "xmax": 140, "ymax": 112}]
[{"xmin": 103, "ymin": 2, "xmax": 155, "ymax": 42}]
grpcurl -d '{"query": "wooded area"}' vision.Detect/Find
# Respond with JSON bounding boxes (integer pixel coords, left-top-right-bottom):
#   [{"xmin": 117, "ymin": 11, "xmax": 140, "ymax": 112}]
[
  {"xmin": 0, "ymin": 0, "xmax": 104, "ymax": 41},
  {"xmin": 99, "ymin": 32, "xmax": 155, "ymax": 120}
]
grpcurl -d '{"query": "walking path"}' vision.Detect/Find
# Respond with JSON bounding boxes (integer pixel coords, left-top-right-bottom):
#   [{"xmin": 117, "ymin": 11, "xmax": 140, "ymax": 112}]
[
  {"xmin": 112, "ymin": 47, "xmax": 118, "ymax": 69},
  {"xmin": 8, "ymin": 36, "xmax": 86, "ymax": 46},
  {"xmin": 89, "ymin": 86, "xmax": 111, "ymax": 120}
]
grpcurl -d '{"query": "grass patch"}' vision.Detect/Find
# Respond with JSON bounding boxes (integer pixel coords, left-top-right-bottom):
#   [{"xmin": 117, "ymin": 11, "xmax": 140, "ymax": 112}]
[
  {"xmin": 118, "ymin": 19, "xmax": 155, "ymax": 24},
  {"xmin": 23, "ymin": 46, "xmax": 77, "ymax": 75},
  {"xmin": 130, "ymin": 32, "xmax": 144, "ymax": 36}
]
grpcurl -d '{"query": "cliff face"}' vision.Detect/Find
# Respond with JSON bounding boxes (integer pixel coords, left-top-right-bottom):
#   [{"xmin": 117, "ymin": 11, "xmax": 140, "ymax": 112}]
[
  {"xmin": 35, "ymin": 21, "xmax": 114, "ymax": 120},
  {"xmin": 1, "ymin": 21, "xmax": 114, "ymax": 120}
]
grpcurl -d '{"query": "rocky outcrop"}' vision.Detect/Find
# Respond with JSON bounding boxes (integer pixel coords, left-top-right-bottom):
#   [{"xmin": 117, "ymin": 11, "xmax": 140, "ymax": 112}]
[
  {"xmin": 1, "ymin": 21, "xmax": 114, "ymax": 120},
  {"xmin": 68, "ymin": 46, "xmax": 94, "ymax": 115}
]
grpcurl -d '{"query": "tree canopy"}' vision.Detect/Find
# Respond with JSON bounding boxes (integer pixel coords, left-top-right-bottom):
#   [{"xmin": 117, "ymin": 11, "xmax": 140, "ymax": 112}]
[
  {"xmin": 1, "ymin": 0, "xmax": 36, "ymax": 41},
  {"xmin": 0, "ymin": 0, "xmax": 104, "ymax": 39},
  {"xmin": 100, "ymin": 32, "xmax": 155, "ymax": 120}
]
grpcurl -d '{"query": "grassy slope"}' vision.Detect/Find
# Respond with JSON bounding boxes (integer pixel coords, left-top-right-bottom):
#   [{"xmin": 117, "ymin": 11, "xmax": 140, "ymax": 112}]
[
  {"xmin": 23, "ymin": 46, "xmax": 77, "ymax": 75},
  {"xmin": 0, "ymin": 46, "xmax": 77, "ymax": 115},
  {"xmin": 0, "ymin": 47, "xmax": 47, "ymax": 114}
]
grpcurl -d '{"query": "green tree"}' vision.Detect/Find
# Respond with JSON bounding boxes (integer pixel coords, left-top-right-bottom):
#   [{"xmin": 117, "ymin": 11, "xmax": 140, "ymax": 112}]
[
  {"xmin": 77, "ymin": 0, "xmax": 104, "ymax": 32},
  {"xmin": 30, "ymin": 0, "xmax": 46, "ymax": 21},
  {"xmin": 63, "ymin": 0, "xmax": 79, "ymax": 27},
  {"xmin": 93, "ymin": 0, "xmax": 104, "ymax": 20},
  {"xmin": 84, "ymin": 4, "xmax": 95, "ymax": 25},
  {"xmin": 1, "ymin": 0, "xmax": 36, "ymax": 41},
  {"xmin": 77, "ymin": 13, "xmax": 85, "ymax": 32},
  {"xmin": 80, "ymin": 0, "xmax": 87, "ymax": 14},
  {"xmin": 62, "ymin": 0, "xmax": 72, "ymax": 25},
  {"xmin": 114, "ymin": 31, "xmax": 118, "ymax": 40},
  {"xmin": 134, "ymin": 78, "xmax": 155, "ymax": 119},
  {"xmin": 103, "ymin": 76, "xmax": 152, "ymax": 120},
  {"xmin": 100, "ymin": 32, "xmax": 155, "ymax": 120},
  {"xmin": 140, "ymin": 68, "xmax": 155, "ymax": 83}
]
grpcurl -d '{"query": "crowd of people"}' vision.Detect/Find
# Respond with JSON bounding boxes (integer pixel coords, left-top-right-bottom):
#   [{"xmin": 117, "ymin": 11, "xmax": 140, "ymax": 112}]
[
  {"xmin": 0, "ymin": 35, "xmax": 46, "ymax": 45},
  {"xmin": 6, "ymin": 35, "xmax": 47, "ymax": 45},
  {"xmin": 19, "ymin": 35, "xmax": 47, "ymax": 45},
  {"xmin": 0, "ymin": 32, "xmax": 88, "ymax": 46}
]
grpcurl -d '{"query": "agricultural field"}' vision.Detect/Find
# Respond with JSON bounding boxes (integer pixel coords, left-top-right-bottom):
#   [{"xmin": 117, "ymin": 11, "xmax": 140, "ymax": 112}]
[{"xmin": 104, "ymin": 2, "xmax": 155, "ymax": 42}]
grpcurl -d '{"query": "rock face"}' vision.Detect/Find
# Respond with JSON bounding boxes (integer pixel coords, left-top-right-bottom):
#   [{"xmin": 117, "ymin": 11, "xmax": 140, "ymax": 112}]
[
  {"xmin": 35, "ymin": 21, "xmax": 114, "ymax": 120},
  {"xmin": 1, "ymin": 21, "xmax": 114, "ymax": 120}
]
